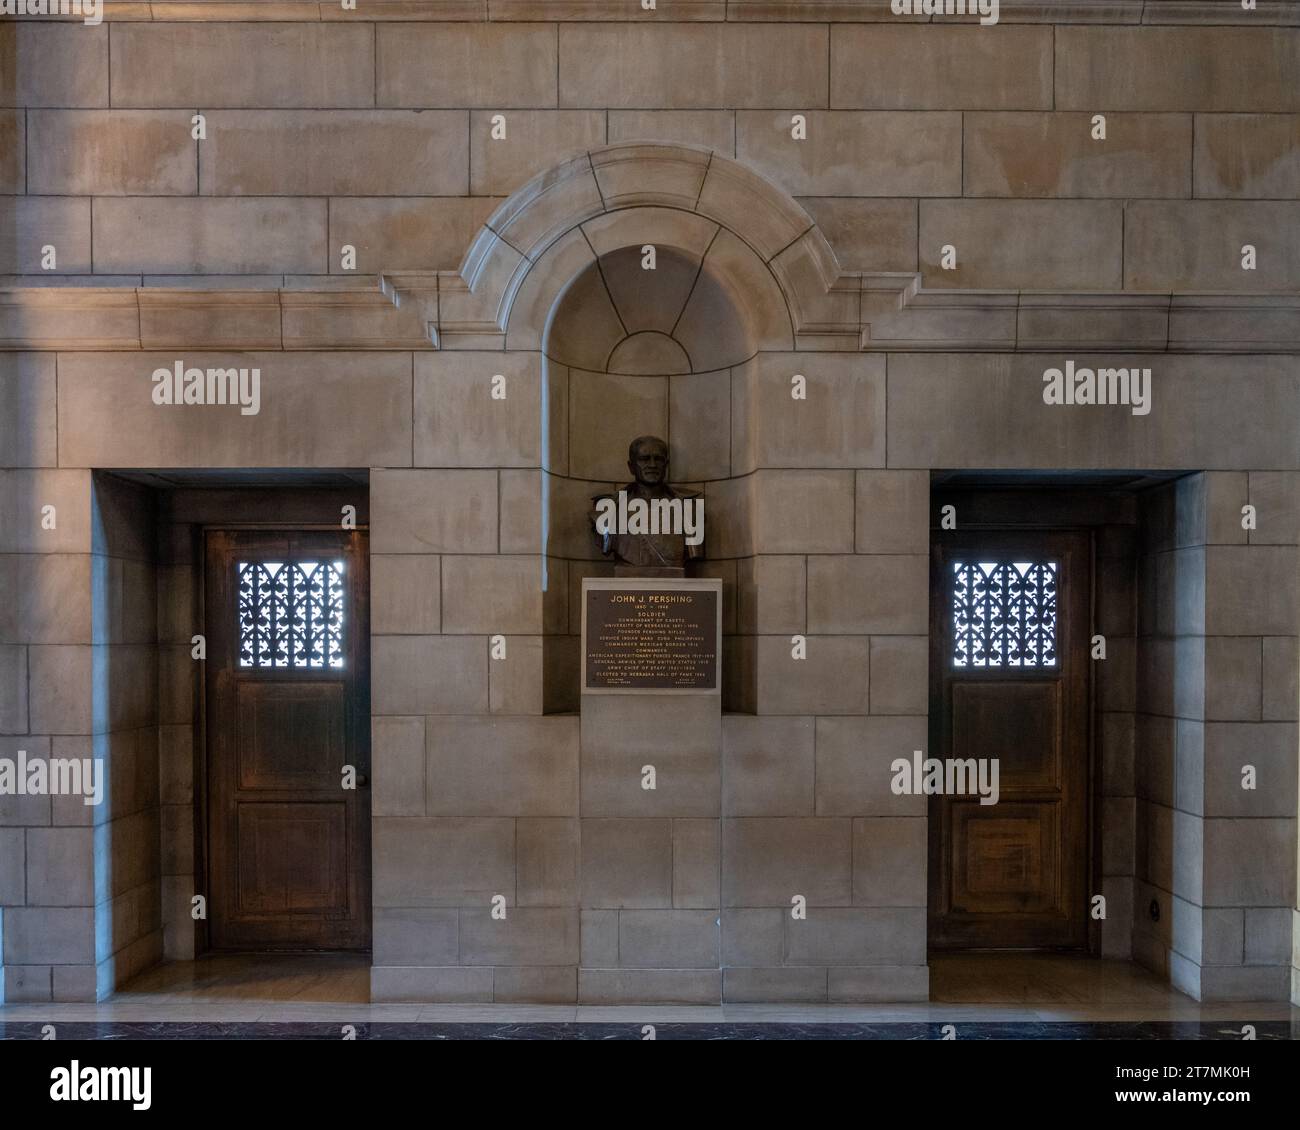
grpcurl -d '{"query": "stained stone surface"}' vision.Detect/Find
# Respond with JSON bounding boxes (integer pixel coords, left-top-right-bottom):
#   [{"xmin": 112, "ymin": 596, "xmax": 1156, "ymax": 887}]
[{"xmin": 2, "ymin": 10, "xmax": 1298, "ymax": 1010}]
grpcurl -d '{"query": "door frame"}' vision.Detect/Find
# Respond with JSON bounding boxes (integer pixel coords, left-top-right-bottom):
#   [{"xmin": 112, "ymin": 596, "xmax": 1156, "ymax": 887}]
[
  {"xmin": 196, "ymin": 520, "xmax": 372, "ymax": 954},
  {"xmin": 927, "ymin": 492, "xmax": 1102, "ymax": 956}
]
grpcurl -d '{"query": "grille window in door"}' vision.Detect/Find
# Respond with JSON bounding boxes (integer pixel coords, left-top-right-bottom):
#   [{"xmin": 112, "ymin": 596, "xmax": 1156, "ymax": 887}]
[
  {"xmin": 951, "ymin": 560, "xmax": 1058, "ymax": 668},
  {"xmin": 238, "ymin": 560, "xmax": 346, "ymax": 668}
]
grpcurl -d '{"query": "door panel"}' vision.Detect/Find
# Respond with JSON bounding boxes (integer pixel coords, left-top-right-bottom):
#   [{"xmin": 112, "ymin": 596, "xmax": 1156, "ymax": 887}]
[
  {"xmin": 236, "ymin": 683, "xmax": 347, "ymax": 791},
  {"xmin": 205, "ymin": 528, "xmax": 371, "ymax": 951},
  {"xmin": 951, "ymin": 805, "xmax": 1058, "ymax": 914},
  {"xmin": 236, "ymin": 803, "xmax": 349, "ymax": 915},
  {"xmin": 951, "ymin": 681, "xmax": 1061, "ymax": 790},
  {"xmin": 929, "ymin": 529, "xmax": 1090, "ymax": 950}
]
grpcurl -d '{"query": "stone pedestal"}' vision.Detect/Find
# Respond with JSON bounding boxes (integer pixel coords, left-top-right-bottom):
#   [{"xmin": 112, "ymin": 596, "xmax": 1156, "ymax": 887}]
[{"xmin": 578, "ymin": 577, "xmax": 723, "ymax": 1003}]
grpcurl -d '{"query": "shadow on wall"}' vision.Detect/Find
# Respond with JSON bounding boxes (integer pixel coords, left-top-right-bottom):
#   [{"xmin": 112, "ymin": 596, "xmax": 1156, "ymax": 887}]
[{"xmin": 93, "ymin": 473, "xmax": 162, "ymax": 1001}]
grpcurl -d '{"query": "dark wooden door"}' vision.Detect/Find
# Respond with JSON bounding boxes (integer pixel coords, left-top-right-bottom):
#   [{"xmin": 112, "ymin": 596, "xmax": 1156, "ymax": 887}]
[
  {"xmin": 929, "ymin": 529, "xmax": 1091, "ymax": 950},
  {"xmin": 205, "ymin": 528, "xmax": 371, "ymax": 951}
]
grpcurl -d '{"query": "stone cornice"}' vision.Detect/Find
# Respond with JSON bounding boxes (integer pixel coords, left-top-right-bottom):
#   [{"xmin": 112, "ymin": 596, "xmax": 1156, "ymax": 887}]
[
  {"xmin": 32, "ymin": 2, "xmax": 1300, "ymax": 25},
  {"xmin": 1, "ymin": 278, "xmax": 1296, "ymax": 353},
  {"xmin": 0, "ymin": 142, "xmax": 1293, "ymax": 356},
  {"xmin": 860, "ymin": 285, "xmax": 1300, "ymax": 353}
]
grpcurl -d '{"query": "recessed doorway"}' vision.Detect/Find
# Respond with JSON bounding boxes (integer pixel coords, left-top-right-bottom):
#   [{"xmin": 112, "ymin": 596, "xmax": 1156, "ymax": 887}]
[{"xmin": 924, "ymin": 474, "xmax": 1164, "ymax": 956}]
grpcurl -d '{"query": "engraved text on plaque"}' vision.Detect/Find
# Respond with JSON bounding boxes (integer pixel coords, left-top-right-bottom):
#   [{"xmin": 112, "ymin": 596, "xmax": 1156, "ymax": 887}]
[{"xmin": 584, "ymin": 587, "xmax": 719, "ymax": 691}]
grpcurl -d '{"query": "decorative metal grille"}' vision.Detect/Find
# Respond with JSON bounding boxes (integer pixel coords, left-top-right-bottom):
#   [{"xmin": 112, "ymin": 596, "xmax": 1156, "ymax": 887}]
[
  {"xmin": 952, "ymin": 560, "xmax": 1057, "ymax": 668},
  {"xmin": 237, "ymin": 561, "xmax": 345, "ymax": 668}
]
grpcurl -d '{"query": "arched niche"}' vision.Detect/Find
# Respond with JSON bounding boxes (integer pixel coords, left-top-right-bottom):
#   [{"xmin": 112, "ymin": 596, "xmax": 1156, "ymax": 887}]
[
  {"xmin": 530, "ymin": 217, "xmax": 791, "ymax": 713},
  {"xmin": 446, "ymin": 144, "xmax": 857, "ymax": 714}
]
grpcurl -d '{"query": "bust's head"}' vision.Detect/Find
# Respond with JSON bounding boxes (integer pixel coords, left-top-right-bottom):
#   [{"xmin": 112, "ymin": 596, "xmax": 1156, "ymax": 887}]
[{"xmin": 627, "ymin": 435, "xmax": 669, "ymax": 489}]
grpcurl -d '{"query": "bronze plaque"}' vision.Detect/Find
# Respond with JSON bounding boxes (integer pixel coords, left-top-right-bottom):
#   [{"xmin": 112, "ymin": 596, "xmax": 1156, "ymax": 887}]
[{"xmin": 584, "ymin": 587, "xmax": 719, "ymax": 690}]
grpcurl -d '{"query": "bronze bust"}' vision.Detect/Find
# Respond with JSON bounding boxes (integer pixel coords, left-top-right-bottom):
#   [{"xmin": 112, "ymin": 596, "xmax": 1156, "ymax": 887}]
[{"xmin": 589, "ymin": 435, "xmax": 704, "ymax": 576}]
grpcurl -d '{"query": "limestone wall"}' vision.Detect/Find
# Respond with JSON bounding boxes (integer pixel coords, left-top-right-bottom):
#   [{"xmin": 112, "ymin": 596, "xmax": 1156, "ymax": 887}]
[
  {"xmin": 1, "ymin": 8, "xmax": 1298, "ymax": 289},
  {"xmin": 0, "ymin": 2, "xmax": 1297, "ymax": 1005}
]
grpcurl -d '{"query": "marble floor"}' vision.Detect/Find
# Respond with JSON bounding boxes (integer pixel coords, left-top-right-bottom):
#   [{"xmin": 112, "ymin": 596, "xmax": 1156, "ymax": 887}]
[{"xmin": 1, "ymin": 952, "xmax": 1296, "ymax": 1030}]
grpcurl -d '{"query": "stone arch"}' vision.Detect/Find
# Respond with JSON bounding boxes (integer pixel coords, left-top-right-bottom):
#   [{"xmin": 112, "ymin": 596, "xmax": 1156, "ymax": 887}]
[{"xmin": 445, "ymin": 143, "xmax": 862, "ymax": 351}]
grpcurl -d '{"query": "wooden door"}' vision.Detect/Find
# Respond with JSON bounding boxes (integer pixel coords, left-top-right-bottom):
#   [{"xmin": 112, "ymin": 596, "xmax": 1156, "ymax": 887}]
[
  {"xmin": 929, "ymin": 529, "xmax": 1091, "ymax": 950},
  {"xmin": 205, "ymin": 528, "xmax": 371, "ymax": 951}
]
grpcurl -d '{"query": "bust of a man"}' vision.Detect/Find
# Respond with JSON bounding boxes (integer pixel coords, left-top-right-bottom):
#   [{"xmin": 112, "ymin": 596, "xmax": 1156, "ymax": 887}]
[{"xmin": 589, "ymin": 435, "xmax": 704, "ymax": 576}]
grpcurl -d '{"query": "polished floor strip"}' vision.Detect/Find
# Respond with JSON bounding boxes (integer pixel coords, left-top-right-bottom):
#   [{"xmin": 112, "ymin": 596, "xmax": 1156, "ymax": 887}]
[
  {"xmin": 3, "ymin": 953, "xmax": 1296, "ymax": 1034},
  {"xmin": 1, "ymin": 1020, "xmax": 1295, "ymax": 1041}
]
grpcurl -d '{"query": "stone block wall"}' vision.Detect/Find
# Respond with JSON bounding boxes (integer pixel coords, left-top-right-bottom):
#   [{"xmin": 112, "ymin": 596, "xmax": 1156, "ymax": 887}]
[
  {"xmin": 2, "ymin": 9, "xmax": 1299, "ymax": 290},
  {"xmin": 88, "ymin": 473, "xmax": 161, "ymax": 1000},
  {"xmin": 726, "ymin": 462, "xmax": 929, "ymax": 1000},
  {"xmin": 0, "ymin": 464, "xmax": 161, "ymax": 1003},
  {"xmin": 1135, "ymin": 473, "xmax": 1299, "ymax": 1001},
  {"xmin": 1, "ymin": 2, "xmax": 1298, "ymax": 1005},
  {"xmin": 2, "ymin": 345, "xmax": 1295, "ymax": 1002},
  {"xmin": 0, "ymin": 464, "xmax": 97, "ymax": 1002},
  {"xmin": 369, "ymin": 455, "xmax": 564, "ymax": 1001},
  {"xmin": 1097, "ymin": 521, "xmax": 1139, "ymax": 961},
  {"xmin": 154, "ymin": 494, "xmax": 200, "ymax": 964}
]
